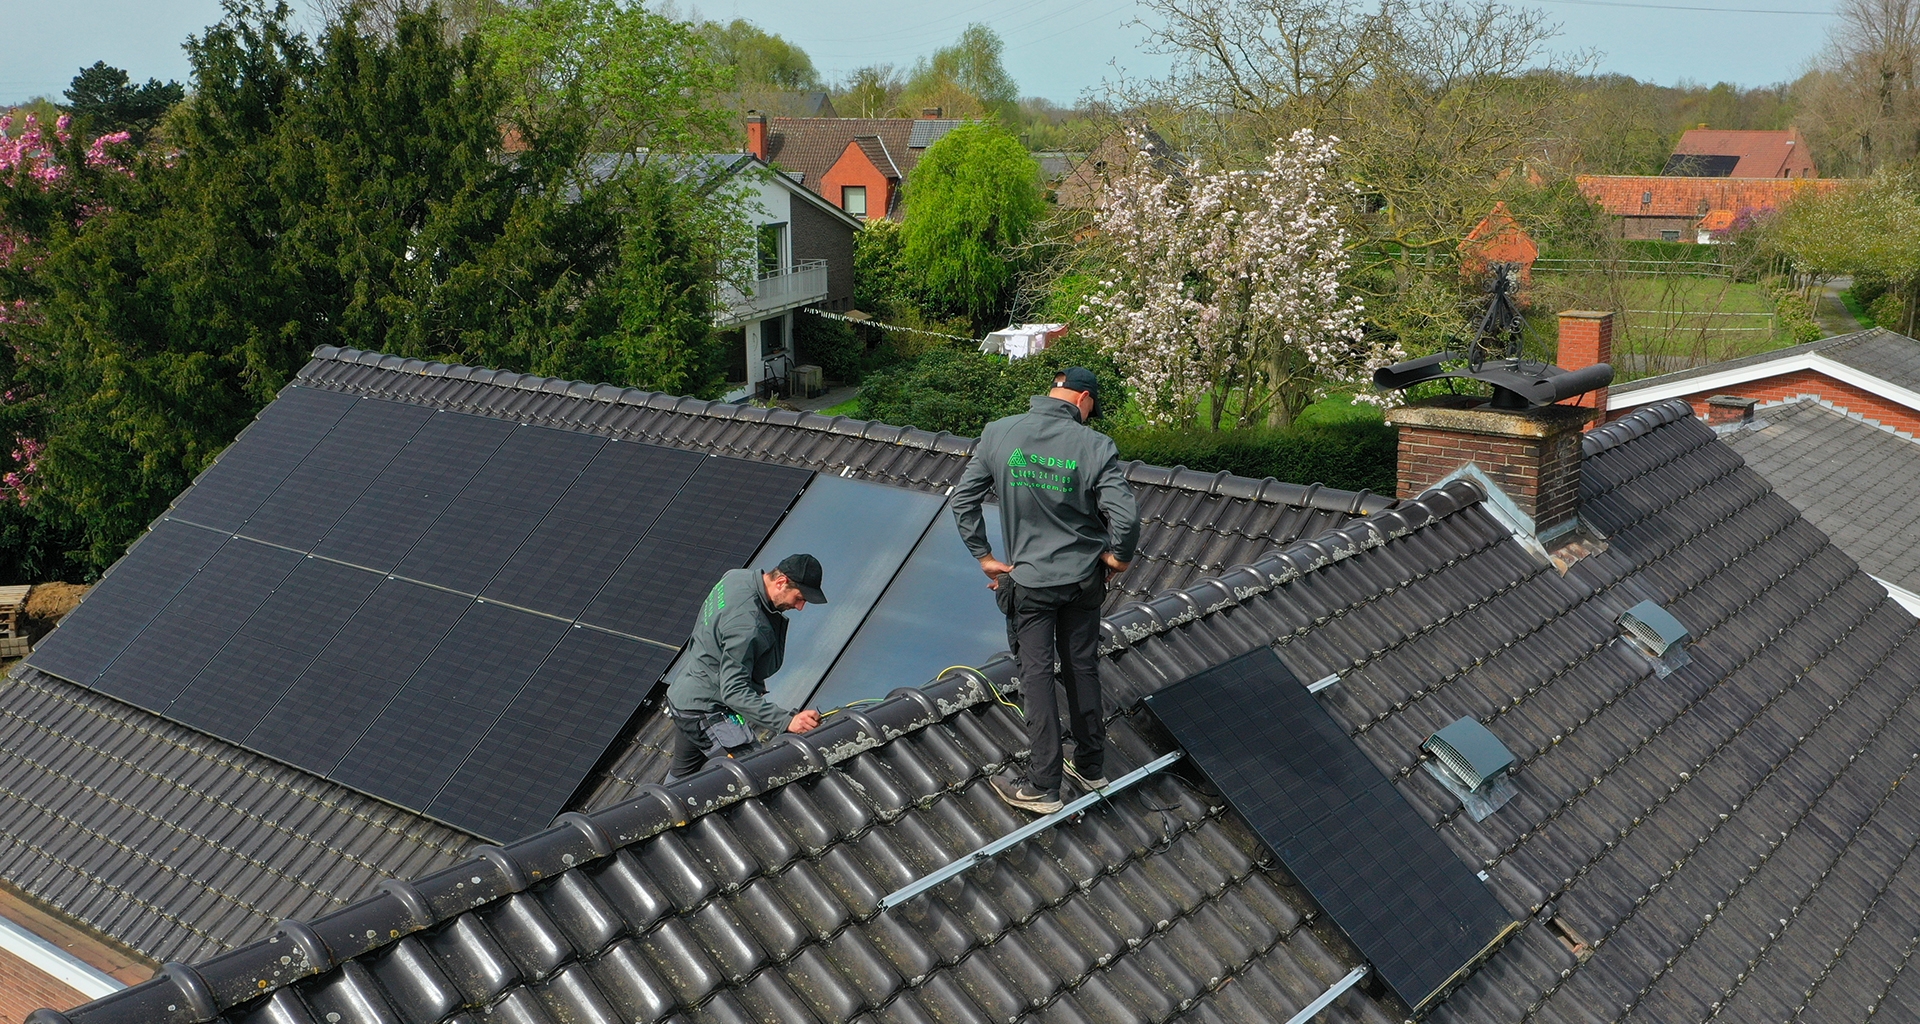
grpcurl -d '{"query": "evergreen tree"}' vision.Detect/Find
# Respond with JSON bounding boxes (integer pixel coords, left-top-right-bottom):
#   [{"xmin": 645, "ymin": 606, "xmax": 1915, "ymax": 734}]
[{"xmin": 63, "ymin": 62, "xmax": 186, "ymax": 146}]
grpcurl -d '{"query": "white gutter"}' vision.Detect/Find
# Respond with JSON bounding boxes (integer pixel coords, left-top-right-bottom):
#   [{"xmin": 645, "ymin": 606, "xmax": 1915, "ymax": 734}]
[
  {"xmin": 0, "ymin": 913, "xmax": 124, "ymax": 999},
  {"xmin": 1609, "ymin": 352, "xmax": 1920, "ymax": 414},
  {"xmin": 1872, "ymin": 575, "xmax": 1920, "ymax": 618}
]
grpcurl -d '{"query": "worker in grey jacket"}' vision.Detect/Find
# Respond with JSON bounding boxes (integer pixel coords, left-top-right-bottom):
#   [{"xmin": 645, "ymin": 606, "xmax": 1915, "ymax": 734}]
[
  {"xmin": 664, "ymin": 554, "xmax": 827, "ymax": 782},
  {"xmin": 952, "ymin": 367, "xmax": 1140, "ymax": 814}
]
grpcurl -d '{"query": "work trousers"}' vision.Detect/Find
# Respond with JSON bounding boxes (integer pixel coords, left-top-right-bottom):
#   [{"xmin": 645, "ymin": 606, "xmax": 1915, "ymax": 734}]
[
  {"xmin": 1002, "ymin": 571, "xmax": 1106, "ymax": 795},
  {"xmin": 666, "ymin": 707, "xmax": 755, "ymax": 779}
]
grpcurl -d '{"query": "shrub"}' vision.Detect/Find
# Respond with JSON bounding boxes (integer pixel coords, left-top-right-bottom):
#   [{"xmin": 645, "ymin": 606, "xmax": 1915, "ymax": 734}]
[
  {"xmin": 1868, "ymin": 291, "xmax": 1906, "ymax": 332},
  {"xmin": 855, "ymin": 339, "xmax": 1126, "ymax": 437},
  {"xmin": 1109, "ymin": 421, "xmax": 1397, "ymax": 496},
  {"xmin": 1773, "ymin": 293, "xmax": 1824, "ymax": 344},
  {"xmin": 793, "ymin": 312, "xmax": 863, "ymax": 384}
]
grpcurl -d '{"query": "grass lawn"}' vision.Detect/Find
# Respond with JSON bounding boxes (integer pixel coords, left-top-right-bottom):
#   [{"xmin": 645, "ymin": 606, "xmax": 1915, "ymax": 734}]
[
  {"xmin": 818, "ymin": 396, "xmax": 860, "ymax": 417},
  {"xmin": 1528, "ymin": 272, "xmax": 1794, "ymax": 379}
]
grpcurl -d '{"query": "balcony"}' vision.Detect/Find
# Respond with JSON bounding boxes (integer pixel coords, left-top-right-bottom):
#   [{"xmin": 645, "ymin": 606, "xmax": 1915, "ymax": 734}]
[{"xmin": 717, "ymin": 260, "xmax": 828, "ymax": 326}]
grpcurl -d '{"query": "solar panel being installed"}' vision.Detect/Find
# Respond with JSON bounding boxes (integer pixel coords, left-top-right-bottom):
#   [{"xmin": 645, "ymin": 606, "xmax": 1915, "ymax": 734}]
[
  {"xmin": 1143, "ymin": 647, "xmax": 1517, "ymax": 1012},
  {"xmin": 25, "ymin": 388, "xmax": 810, "ymax": 840},
  {"xmin": 755, "ymin": 476, "xmax": 947, "ymax": 712}
]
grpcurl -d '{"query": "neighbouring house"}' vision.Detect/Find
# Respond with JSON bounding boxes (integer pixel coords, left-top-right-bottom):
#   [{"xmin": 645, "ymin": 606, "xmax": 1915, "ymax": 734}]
[
  {"xmin": 744, "ymin": 109, "xmax": 963, "ymax": 220},
  {"xmin": 1052, "ymin": 124, "xmax": 1180, "ymax": 212},
  {"xmin": 24, "ymin": 343, "xmax": 1920, "ymax": 1024},
  {"xmin": 1457, "ymin": 201, "xmax": 1539, "ymax": 289},
  {"xmin": 1663, "ymin": 127, "xmax": 1818, "ymax": 178},
  {"xmin": 597, "ymin": 151, "xmax": 861, "ymax": 400},
  {"xmin": 1575, "ymin": 173, "xmax": 1844, "ymax": 241}
]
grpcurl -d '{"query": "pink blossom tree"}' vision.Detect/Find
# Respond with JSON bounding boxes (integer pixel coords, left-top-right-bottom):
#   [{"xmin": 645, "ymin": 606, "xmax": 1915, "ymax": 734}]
[{"xmin": 1078, "ymin": 129, "xmax": 1399, "ymax": 429}]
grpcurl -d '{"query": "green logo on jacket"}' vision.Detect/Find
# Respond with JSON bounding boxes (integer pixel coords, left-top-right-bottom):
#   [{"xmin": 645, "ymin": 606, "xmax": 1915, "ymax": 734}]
[
  {"xmin": 700, "ymin": 580, "xmax": 726, "ymax": 624},
  {"xmin": 1008, "ymin": 448, "xmax": 1027, "ymax": 468}
]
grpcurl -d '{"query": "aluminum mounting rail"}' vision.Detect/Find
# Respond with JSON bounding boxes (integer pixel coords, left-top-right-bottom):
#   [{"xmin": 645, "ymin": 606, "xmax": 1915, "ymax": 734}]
[
  {"xmin": 1284, "ymin": 966, "xmax": 1370, "ymax": 1024},
  {"xmin": 879, "ymin": 750, "xmax": 1184, "ymax": 912}
]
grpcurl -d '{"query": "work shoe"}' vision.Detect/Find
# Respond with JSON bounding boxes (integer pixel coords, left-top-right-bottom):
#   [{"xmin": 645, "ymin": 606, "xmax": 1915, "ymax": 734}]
[
  {"xmin": 1064, "ymin": 760, "xmax": 1109, "ymax": 791},
  {"xmin": 989, "ymin": 771, "xmax": 1063, "ymax": 814}
]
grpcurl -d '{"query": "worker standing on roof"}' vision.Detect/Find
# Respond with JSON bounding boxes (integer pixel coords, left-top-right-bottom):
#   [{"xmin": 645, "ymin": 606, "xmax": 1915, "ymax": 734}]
[
  {"xmin": 951, "ymin": 367, "xmax": 1140, "ymax": 814},
  {"xmin": 663, "ymin": 554, "xmax": 827, "ymax": 783}
]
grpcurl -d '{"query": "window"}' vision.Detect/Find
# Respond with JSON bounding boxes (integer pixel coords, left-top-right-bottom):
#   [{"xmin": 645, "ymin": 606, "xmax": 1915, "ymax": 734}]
[
  {"xmin": 756, "ymin": 222, "xmax": 787, "ymax": 276},
  {"xmin": 1660, "ymin": 230, "xmax": 1681, "ymax": 242},
  {"xmin": 842, "ymin": 185, "xmax": 868, "ymax": 219}
]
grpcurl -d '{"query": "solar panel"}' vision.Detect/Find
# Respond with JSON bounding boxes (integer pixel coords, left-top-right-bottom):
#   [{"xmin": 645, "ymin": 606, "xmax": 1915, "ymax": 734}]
[
  {"xmin": 167, "ymin": 387, "xmax": 359, "ymax": 532},
  {"xmin": 808, "ymin": 502, "xmax": 1009, "ymax": 713},
  {"xmin": 426, "ymin": 627, "xmax": 676, "ymax": 841},
  {"xmin": 579, "ymin": 457, "xmax": 811, "ymax": 644},
  {"xmin": 23, "ymin": 520, "xmax": 228, "ymax": 686},
  {"xmin": 26, "ymin": 389, "xmax": 816, "ymax": 841},
  {"xmin": 748, "ymin": 476, "xmax": 946, "ymax": 712},
  {"xmin": 1143, "ymin": 648, "xmax": 1516, "ymax": 1011}
]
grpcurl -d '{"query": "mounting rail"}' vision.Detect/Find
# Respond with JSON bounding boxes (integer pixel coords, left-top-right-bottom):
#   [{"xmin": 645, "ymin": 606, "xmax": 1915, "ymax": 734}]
[
  {"xmin": 879, "ymin": 751, "xmax": 1184, "ymax": 911},
  {"xmin": 1285, "ymin": 965, "xmax": 1370, "ymax": 1024}
]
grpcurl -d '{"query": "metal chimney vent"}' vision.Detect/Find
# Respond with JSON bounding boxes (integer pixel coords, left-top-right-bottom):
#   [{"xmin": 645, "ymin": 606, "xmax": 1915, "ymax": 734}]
[
  {"xmin": 1620, "ymin": 600, "xmax": 1689, "ymax": 658},
  {"xmin": 1422, "ymin": 718, "xmax": 1516, "ymax": 793}
]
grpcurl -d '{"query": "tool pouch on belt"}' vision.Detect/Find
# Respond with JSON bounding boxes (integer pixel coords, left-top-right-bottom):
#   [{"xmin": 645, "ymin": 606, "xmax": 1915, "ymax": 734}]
[{"xmin": 669, "ymin": 705, "xmax": 757, "ymax": 757}]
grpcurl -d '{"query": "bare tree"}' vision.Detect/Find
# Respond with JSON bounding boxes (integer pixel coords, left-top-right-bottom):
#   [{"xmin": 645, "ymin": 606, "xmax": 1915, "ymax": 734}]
[{"xmin": 1797, "ymin": 0, "xmax": 1920, "ymax": 173}]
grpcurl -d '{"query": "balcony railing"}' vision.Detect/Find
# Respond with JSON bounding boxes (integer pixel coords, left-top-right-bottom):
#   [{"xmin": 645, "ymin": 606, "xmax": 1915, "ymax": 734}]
[{"xmin": 717, "ymin": 260, "xmax": 829, "ymax": 325}]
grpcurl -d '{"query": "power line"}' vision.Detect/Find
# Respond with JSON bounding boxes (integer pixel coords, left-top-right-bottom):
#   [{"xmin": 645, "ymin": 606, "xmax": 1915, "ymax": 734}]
[{"xmin": 1527, "ymin": 0, "xmax": 1831, "ymax": 15}]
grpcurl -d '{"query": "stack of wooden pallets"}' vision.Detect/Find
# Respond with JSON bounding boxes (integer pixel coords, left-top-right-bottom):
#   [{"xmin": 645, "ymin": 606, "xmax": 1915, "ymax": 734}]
[{"xmin": 0, "ymin": 585, "xmax": 31, "ymax": 659}]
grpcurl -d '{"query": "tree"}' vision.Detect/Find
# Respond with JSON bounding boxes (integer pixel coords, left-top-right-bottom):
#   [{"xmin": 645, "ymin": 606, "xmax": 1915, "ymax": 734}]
[
  {"xmin": 900, "ymin": 121, "xmax": 1043, "ymax": 328},
  {"xmin": 483, "ymin": 0, "xmax": 733, "ymax": 152},
  {"xmin": 63, "ymin": 62, "xmax": 185, "ymax": 146},
  {"xmin": 835, "ymin": 65, "xmax": 903, "ymax": 118},
  {"xmin": 1759, "ymin": 174, "xmax": 1920, "ymax": 332},
  {"xmin": 902, "ymin": 25, "xmax": 1019, "ymax": 120},
  {"xmin": 1078, "ymin": 129, "xmax": 1395, "ymax": 429},
  {"xmin": 1796, "ymin": 0, "xmax": 1920, "ymax": 174},
  {"xmin": 699, "ymin": 19, "xmax": 819, "ymax": 91}
]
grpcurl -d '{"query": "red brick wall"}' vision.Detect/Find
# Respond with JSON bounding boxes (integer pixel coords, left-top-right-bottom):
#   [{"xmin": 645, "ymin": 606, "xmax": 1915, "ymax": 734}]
[
  {"xmin": 1612, "ymin": 368, "xmax": 1920, "ymax": 435},
  {"xmin": 0, "ymin": 946, "xmax": 86, "ymax": 1023},
  {"xmin": 1557, "ymin": 311, "xmax": 1613, "ymax": 418},
  {"xmin": 1396, "ymin": 426, "xmax": 1585, "ymax": 529},
  {"xmin": 821, "ymin": 143, "xmax": 892, "ymax": 221}
]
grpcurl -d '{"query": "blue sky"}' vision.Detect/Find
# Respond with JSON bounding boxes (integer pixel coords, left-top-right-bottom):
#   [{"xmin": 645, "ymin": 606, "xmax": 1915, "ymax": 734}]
[{"xmin": 2, "ymin": 0, "xmax": 1838, "ymax": 108}]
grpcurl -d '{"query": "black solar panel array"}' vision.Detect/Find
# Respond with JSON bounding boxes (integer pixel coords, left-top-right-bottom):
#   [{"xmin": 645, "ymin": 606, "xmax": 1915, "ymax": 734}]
[
  {"xmin": 27, "ymin": 386, "xmax": 808, "ymax": 840},
  {"xmin": 1144, "ymin": 647, "xmax": 1516, "ymax": 1012}
]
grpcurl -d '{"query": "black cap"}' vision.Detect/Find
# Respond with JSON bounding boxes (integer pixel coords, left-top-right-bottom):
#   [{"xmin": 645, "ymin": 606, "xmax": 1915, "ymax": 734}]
[
  {"xmin": 774, "ymin": 553, "xmax": 828, "ymax": 604},
  {"xmin": 1054, "ymin": 366, "xmax": 1100, "ymax": 419}
]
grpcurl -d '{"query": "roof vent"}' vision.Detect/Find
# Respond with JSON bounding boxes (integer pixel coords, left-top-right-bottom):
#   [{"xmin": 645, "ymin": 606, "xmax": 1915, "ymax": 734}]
[
  {"xmin": 1621, "ymin": 600, "xmax": 1688, "ymax": 656},
  {"xmin": 1422, "ymin": 718, "xmax": 1516, "ymax": 792},
  {"xmin": 1421, "ymin": 718, "xmax": 1518, "ymax": 821}
]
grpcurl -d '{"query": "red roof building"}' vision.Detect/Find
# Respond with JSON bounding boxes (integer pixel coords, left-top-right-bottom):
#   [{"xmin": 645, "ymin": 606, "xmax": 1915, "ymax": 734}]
[
  {"xmin": 745, "ymin": 112, "xmax": 962, "ymax": 220},
  {"xmin": 1458, "ymin": 201, "xmax": 1539, "ymax": 287},
  {"xmin": 1575, "ymin": 174, "xmax": 1844, "ymax": 241},
  {"xmin": 1663, "ymin": 127, "xmax": 1818, "ymax": 178}
]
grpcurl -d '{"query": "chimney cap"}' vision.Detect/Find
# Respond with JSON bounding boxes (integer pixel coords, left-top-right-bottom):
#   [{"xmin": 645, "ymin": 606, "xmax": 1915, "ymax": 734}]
[
  {"xmin": 1706, "ymin": 394, "xmax": 1757, "ymax": 409},
  {"xmin": 920, "ymin": 107, "xmax": 942, "ymax": 118}
]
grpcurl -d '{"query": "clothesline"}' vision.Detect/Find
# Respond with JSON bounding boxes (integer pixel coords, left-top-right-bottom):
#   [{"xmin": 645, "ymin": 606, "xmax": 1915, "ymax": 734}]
[{"xmin": 802, "ymin": 306, "xmax": 977, "ymax": 343}]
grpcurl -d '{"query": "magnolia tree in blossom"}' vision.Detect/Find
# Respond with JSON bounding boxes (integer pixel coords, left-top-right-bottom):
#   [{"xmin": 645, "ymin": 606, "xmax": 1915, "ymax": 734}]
[{"xmin": 1078, "ymin": 129, "xmax": 1400, "ymax": 429}]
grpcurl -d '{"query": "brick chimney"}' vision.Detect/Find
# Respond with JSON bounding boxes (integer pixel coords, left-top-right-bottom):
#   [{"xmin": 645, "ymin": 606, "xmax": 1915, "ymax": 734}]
[
  {"xmin": 920, "ymin": 107, "xmax": 943, "ymax": 119},
  {"xmin": 1556, "ymin": 310, "xmax": 1613, "ymax": 418},
  {"xmin": 1705, "ymin": 394, "xmax": 1757, "ymax": 427},
  {"xmin": 1386, "ymin": 399, "xmax": 1595, "ymax": 541},
  {"xmin": 746, "ymin": 112, "xmax": 768, "ymax": 161}
]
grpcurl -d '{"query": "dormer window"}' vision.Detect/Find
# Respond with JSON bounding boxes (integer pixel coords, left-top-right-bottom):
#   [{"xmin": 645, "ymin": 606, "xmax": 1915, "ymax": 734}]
[{"xmin": 842, "ymin": 185, "xmax": 867, "ymax": 219}]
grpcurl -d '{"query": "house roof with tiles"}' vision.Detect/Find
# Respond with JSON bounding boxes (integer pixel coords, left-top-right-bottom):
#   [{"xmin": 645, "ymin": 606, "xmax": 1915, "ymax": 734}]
[
  {"xmin": 759, "ymin": 118, "xmax": 960, "ymax": 196},
  {"xmin": 1720, "ymin": 396, "xmax": 1920, "ymax": 609},
  {"xmin": 0, "ymin": 347, "xmax": 1388, "ymax": 969},
  {"xmin": 1664, "ymin": 128, "xmax": 1818, "ymax": 179},
  {"xmin": 36, "ymin": 396, "xmax": 1920, "ymax": 1024},
  {"xmin": 1576, "ymin": 173, "xmax": 1843, "ymax": 220},
  {"xmin": 1608, "ymin": 327, "xmax": 1920, "ymax": 415}
]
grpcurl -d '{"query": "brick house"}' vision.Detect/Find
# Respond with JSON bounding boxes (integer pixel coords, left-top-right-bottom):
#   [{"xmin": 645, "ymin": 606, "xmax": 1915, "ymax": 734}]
[
  {"xmin": 1576, "ymin": 174, "xmax": 1844, "ymax": 241},
  {"xmin": 1662, "ymin": 127, "xmax": 1819, "ymax": 178},
  {"xmin": 745, "ymin": 111, "xmax": 961, "ymax": 220}
]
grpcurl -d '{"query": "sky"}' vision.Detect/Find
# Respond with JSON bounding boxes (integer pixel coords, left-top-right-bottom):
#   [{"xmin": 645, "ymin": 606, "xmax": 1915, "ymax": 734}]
[{"xmin": 1, "ymin": 0, "xmax": 1840, "ymax": 109}]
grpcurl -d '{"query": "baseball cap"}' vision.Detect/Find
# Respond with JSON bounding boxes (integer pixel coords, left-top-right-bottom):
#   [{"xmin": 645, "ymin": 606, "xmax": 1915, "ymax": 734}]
[
  {"xmin": 775, "ymin": 553, "xmax": 828, "ymax": 604},
  {"xmin": 1054, "ymin": 366, "xmax": 1100, "ymax": 419}
]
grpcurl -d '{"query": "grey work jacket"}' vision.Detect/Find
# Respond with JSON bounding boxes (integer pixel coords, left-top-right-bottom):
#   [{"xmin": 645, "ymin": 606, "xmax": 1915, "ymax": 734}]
[
  {"xmin": 952, "ymin": 395, "xmax": 1141, "ymax": 589},
  {"xmin": 665, "ymin": 568, "xmax": 792, "ymax": 733}
]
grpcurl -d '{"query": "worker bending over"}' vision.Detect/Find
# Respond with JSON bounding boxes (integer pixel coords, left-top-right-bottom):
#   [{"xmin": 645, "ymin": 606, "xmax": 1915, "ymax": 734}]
[
  {"xmin": 664, "ymin": 553, "xmax": 826, "ymax": 783},
  {"xmin": 952, "ymin": 367, "xmax": 1141, "ymax": 814}
]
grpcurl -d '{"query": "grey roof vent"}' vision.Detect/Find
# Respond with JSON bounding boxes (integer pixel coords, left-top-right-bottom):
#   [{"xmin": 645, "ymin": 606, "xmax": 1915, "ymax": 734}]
[
  {"xmin": 1421, "ymin": 718, "xmax": 1519, "ymax": 821},
  {"xmin": 1621, "ymin": 600, "xmax": 1689, "ymax": 657}
]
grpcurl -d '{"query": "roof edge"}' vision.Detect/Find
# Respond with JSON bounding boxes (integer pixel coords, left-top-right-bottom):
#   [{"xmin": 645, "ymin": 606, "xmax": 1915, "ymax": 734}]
[
  {"xmin": 296, "ymin": 346, "xmax": 1395, "ymax": 514},
  {"xmin": 1611, "ymin": 326, "xmax": 1894, "ymax": 396},
  {"xmin": 43, "ymin": 477, "xmax": 1481, "ymax": 1024},
  {"xmin": 1582, "ymin": 398, "xmax": 1696, "ymax": 456}
]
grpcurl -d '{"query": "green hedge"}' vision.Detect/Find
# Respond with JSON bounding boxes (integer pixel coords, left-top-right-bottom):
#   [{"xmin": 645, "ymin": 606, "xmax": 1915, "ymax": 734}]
[
  {"xmin": 855, "ymin": 340, "xmax": 1127, "ymax": 437},
  {"xmin": 1110, "ymin": 421, "xmax": 1398, "ymax": 496}
]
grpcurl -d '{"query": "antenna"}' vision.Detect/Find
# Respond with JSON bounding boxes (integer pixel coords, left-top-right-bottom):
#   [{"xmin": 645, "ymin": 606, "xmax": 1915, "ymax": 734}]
[{"xmin": 1374, "ymin": 264, "xmax": 1612, "ymax": 410}]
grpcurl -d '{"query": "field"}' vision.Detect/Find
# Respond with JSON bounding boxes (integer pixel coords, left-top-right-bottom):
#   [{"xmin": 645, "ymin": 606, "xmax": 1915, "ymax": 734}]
[{"xmin": 1528, "ymin": 272, "xmax": 1792, "ymax": 381}]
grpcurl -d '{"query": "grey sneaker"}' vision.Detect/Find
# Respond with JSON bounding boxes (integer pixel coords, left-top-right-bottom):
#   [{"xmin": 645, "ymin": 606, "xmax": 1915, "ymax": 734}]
[
  {"xmin": 1064, "ymin": 760, "xmax": 1109, "ymax": 791},
  {"xmin": 989, "ymin": 771, "xmax": 1063, "ymax": 814}
]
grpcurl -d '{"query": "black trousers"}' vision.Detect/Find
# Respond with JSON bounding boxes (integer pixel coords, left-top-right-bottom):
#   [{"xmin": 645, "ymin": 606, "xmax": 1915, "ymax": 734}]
[
  {"xmin": 668, "ymin": 716, "xmax": 712, "ymax": 778},
  {"xmin": 666, "ymin": 709, "xmax": 756, "ymax": 779},
  {"xmin": 1003, "ymin": 572, "xmax": 1106, "ymax": 795}
]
